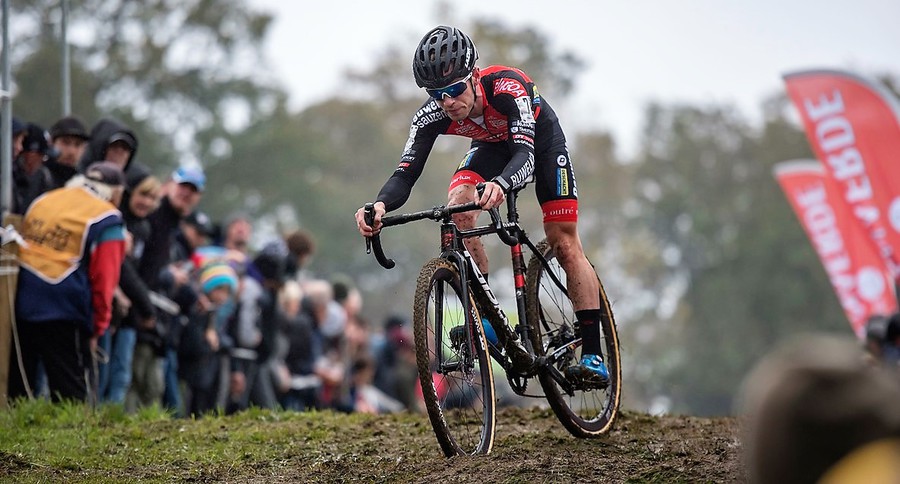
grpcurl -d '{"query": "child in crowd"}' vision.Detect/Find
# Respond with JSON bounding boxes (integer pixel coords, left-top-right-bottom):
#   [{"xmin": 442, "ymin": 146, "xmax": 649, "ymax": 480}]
[{"xmin": 177, "ymin": 260, "xmax": 238, "ymax": 417}]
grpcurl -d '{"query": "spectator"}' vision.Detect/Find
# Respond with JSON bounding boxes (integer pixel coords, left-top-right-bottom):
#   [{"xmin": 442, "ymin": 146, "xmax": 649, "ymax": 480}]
[
  {"xmin": 9, "ymin": 161, "xmax": 126, "ymax": 403},
  {"xmin": 173, "ymin": 210, "xmax": 216, "ymax": 262},
  {"xmin": 102, "ymin": 165, "xmax": 162, "ymax": 404},
  {"xmin": 178, "ymin": 260, "xmax": 239, "ymax": 417},
  {"xmin": 46, "ymin": 115, "xmax": 90, "ymax": 188},
  {"xmin": 134, "ymin": 165, "xmax": 205, "ymax": 414},
  {"xmin": 270, "ymin": 280, "xmax": 304, "ymax": 397},
  {"xmin": 9, "ymin": 116, "xmax": 26, "ymax": 161},
  {"xmin": 331, "ymin": 277, "xmax": 368, "ymax": 411},
  {"xmin": 347, "ymin": 356, "xmax": 404, "ymax": 414},
  {"xmin": 229, "ymin": 244, "xmax": 289, "ymax": 411},
  {"xmin": 12, "ymin": 122, "xmax": 55, "ymax": 214},
  {"xmin": 738, "ymin": 334, "xmax": 900, "ymax": 484},
  {"xmin": 279, "ymin": 279, "xmax": 325, "ymax": 412},
  {"xmin": 140, "ymin": 166, "xmax": 206, "ymax": 287},
  {"xmin": 78, "ymin": 118, "xmax": 138, "ymax": 173},
  {"xmin": 284, "ymin": 229, "xmax": 316, "ymax": 281},
  {"xmin": 223, "ymin": 212, "xmax": 253, "ymax": 255},
  {"xmin": 372, "ymin": 314, "xmax": 419, "ymax": 412}
]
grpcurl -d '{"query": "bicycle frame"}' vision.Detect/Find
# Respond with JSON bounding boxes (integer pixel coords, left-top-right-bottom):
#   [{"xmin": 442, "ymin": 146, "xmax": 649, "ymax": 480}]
[{"xmin": 366, "ymin": 189, "xmax": 577, "ymax": 393}]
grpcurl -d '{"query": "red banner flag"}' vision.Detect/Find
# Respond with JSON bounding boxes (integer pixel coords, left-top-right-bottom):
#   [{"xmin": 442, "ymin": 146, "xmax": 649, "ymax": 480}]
[
  {"xmin": 774, "ymin": 160, "xmax": 897, "ymax": 336},
  {"xmin": 783, "ymin": 69, "xmax": 900, "ymax": 282}
]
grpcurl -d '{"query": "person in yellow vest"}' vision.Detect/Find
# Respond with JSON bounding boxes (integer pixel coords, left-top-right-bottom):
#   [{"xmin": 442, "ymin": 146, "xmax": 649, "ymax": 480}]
[{"xmin": 9, "ymin": 161, "xmax": 127, "ymax": 403}]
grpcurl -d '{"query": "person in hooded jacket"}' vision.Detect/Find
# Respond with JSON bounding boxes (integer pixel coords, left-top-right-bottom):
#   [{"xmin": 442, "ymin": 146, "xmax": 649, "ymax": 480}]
[
  {"xmin": 100, "ymin": 162, "xmax": 162, "ymax": 404},
  {"xmin": 78, "ymin": 118, "xmax": 139, "ymax": 174},
  {"xmin": 12, "ymin": 123, "xmax": 56, "ymax": 214}
]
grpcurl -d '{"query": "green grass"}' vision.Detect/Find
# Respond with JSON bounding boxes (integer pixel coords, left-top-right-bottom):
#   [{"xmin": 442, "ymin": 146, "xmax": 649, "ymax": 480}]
[
  {"xmin": 0, "ymin": 401, "xmax": 745, "ymax": 483},
  {"xmin": 0, "ymin": 398, "xmax": 417, "ymax": 483}
]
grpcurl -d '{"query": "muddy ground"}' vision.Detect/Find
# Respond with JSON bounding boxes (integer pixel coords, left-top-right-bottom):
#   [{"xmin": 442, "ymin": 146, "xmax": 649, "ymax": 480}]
[
  {"xmin": 1, "ymin": 406, "xmax": 745, "ymax": 483},
  {"xmin": 262, "ymin": 407, "xmax": 745, "ymax": 483}
]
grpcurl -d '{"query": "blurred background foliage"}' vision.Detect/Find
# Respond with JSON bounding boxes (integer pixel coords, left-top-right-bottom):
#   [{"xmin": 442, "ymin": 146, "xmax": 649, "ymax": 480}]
[{"xmin": 5, "ymin": 0, "xmax": 898, "ymax": 415}]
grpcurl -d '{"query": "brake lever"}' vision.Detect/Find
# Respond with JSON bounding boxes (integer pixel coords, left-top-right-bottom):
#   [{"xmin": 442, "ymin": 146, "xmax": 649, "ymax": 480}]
[
  {"xmin": 363, "ymin": 203, "xmax": 396, "ymax": 269},
  {"xmin": 364, "ymin": 203, "xmax": 374, "ymax": 254}
]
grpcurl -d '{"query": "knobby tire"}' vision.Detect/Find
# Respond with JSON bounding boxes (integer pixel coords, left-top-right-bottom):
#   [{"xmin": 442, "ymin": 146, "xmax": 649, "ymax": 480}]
[
  {"xmin": 526, "ymin": 240, "xmax": 622, "ymax": 437},
  {"xmin": 412, "ymin": 258, "xmax": 496, "ymax": 456}
]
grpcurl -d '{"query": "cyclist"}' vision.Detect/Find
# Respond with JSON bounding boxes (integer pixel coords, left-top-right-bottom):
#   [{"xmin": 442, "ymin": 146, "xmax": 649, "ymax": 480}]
[{"xmin": 355, "ymin": 25, "xmax": 609, "ymax": 387}]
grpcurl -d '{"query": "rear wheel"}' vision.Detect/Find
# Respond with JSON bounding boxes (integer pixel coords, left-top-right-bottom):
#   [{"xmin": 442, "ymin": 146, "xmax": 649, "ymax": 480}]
[
  {"xmin": 526, "ymin": 240, "xmax": 621, "ymax": 437},
  {"xmin": 413, "ymin": 258, "xmax": 496, "ymax": 456}
]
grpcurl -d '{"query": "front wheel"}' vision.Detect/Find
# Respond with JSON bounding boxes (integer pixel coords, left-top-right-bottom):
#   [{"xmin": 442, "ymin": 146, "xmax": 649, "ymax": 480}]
[
  {"xmin": 526, "ymin": 240, "xmax": 622, "ymax": 437},
  {"xmin": 412, "ymin": 258, "xmax": 496, "ymax": 456}
]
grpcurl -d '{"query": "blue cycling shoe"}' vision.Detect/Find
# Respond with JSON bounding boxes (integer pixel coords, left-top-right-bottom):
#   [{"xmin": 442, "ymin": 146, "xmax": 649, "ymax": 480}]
[{"xmin": 565, "ymin": 354, "xmax": 610, "ymax": 389}]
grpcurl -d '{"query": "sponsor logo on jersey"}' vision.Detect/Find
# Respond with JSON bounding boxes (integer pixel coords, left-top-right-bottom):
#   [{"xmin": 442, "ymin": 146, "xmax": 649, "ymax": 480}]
[
  {"xmin": 452, "ymin": 122, "xmax": 481, "ymax": 137},
  {"xmin": 494, "ymin": 78, "xmax": 527, "ymax": 98},
  {"xmin": 488, "ymin": 118, "xmax": 507, "ymax": 129},
  {"xmin": 458, "ymin": 148, "xmax": 477, "ymax": 170},
  {"xmin": 514, "ymin": 97, "xmax": 536, "ymax": 124},
  {"xmin": 415, "ymin": 111, "xmax": 447, "ymax": 127},
  {"xmin": 510, "ymin": 120, "xmax": 534, "ymax": 137},
  {"xmin": 557, "ymin": 168, "xmax": 569, "ymax": 196},
  {"xmin": 547, "ymin": 207, "xmax": 576, "ymax": 218},
  {"xmin": 399, "ymin": 162, "xmax": 411, "ymax": 168},
  {"xmin": 557, "ymin": 154, "xmax": 567, "ymax": 167},
  {"xmin": 512, "ymin": 133, "xmax": 534, "ymax": 145},
  {"xmin": 415, "ymin": 102, "xmax": 440, "ymax": 118},
  {"xmin": 510, "ymin": 153, "xmax": 535, "ymax": 187},
  {"xmin": 403, "ymin": 125, "xmax": 419, "ymax": 154}
]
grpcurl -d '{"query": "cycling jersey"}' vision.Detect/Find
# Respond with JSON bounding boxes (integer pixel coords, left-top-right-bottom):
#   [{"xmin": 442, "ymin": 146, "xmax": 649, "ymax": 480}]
[{"xmin": 376, "ymin": 65, "xmax": 576, "ymax": 222}]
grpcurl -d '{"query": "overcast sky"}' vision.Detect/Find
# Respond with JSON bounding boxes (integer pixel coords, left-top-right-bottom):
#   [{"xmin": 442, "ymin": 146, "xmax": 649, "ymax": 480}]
[{"xmin": 248, "ymin": 0, "xmax": 900, "ymax": 155}]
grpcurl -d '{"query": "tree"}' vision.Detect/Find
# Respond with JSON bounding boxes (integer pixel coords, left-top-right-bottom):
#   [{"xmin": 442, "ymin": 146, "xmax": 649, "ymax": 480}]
[
  {"xmin": 624, "ymin": 96, "xmax": 848, "ymax": 415},
  {"xmin": 9, "ymin": 0, "xmax": 279, "ymax": 171}
]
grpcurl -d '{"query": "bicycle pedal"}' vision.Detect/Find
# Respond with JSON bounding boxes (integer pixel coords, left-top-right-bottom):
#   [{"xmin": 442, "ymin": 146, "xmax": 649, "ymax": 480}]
[{"xmin": 564, "ymin": 366, "xmax": 610, "ymax": 390}]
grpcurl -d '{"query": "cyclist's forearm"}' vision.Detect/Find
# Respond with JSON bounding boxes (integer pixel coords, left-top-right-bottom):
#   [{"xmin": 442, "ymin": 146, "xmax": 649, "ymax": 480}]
[
  {"xmin": 494, "ymin": 150, "xmax": 535, "ymax": 192},
  {"xmin": 376, "ymin": 176, "xmax": 415, "ymax": 212}
]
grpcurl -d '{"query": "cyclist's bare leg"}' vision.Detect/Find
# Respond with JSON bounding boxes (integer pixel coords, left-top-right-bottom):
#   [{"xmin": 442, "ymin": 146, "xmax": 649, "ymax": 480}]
[
  {"xmin": 543, "ymin": 221, "xmax": 599, "ymax": 310},
  {"xmin": 545, "ymin": 221, "xmax": 609, "ymax": 386},
  {"xmin": 449, "ymin": 183, "xmax": 489, "ymax": 274}
]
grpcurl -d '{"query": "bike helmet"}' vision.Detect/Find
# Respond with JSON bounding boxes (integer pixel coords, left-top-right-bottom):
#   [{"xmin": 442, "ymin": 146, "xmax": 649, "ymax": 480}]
[{"xmin": 412, "ymin": 25, "xmax": 478, "ymax": 89}]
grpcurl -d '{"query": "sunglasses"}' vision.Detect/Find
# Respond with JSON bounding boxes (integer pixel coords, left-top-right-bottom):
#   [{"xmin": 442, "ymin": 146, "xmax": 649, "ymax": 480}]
[{"xmin": 426, "ymin": 73, "xmax": 473, "ymax": 100}]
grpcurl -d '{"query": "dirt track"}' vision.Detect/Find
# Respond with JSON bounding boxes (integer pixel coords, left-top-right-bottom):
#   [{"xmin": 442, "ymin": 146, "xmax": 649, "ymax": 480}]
[
  {"xmin": 0, "ymin": 406, "xmax": 745, "ymax": 483},
  {"xmin": 261, "ymin": 407, "xmax": 745, "ymax": 483}
]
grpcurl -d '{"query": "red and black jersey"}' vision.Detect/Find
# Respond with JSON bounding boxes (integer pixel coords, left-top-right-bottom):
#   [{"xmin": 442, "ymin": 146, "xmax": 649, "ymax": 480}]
[{"xmin": 376, "ymin": 65, "xmax": 566, "ymax": 211}]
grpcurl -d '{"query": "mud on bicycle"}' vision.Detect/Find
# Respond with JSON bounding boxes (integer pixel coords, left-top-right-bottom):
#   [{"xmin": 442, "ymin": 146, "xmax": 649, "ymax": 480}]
[{"xmin": 363, "ymin": 183, "xmax": 622, "ymax": 457}]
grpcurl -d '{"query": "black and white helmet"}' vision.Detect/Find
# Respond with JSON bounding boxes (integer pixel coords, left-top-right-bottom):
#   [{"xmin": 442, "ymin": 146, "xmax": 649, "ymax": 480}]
[{"xmin": 412, "ymin": 25, "xmax": 478, "ymax": 89}]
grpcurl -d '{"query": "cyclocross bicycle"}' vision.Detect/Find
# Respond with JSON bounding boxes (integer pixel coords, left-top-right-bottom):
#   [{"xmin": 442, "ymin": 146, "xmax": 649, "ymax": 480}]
[{"xmin": 363, "ymin": 184, "xmax": 621, "ymax": 457}]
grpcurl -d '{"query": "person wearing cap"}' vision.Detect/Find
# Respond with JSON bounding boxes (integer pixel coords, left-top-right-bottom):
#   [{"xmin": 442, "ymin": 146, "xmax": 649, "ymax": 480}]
[
  {"xmin": 12, "ymin": 122, "xmax": 56, "ymax": 214},
  {"xmin": 9, "ymin": 161, "xmax": 127, "ymax": 403},
  {"xmin": 47, "ymin": 115, "xmax": 91, "ymax": 188},
  {"xmin": 79, "ymin": 118, "xmax": 139, "ymax": 174},
  {"xmin": 174, "ymin": 210, "xmax": 216, "ymax": 263},
  {"xmin": 135, "ymin": 165, "xmax": 206, "ymax": 413},
  {"xmin": 138, "ymin": 165, "xmax": 206, "ymax": 289}
]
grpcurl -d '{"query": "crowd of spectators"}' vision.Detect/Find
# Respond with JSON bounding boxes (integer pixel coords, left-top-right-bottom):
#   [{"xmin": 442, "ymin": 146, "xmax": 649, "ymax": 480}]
[{"xmin": 4, "ymin": 115, "xmax": 422, "ymax": 417}]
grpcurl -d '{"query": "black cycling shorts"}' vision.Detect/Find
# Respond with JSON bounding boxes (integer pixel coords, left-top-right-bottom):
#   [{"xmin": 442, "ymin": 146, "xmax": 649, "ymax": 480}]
[{"xmin": 449, "ymin": 141, "xmax": 579, "ymax": 223}]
